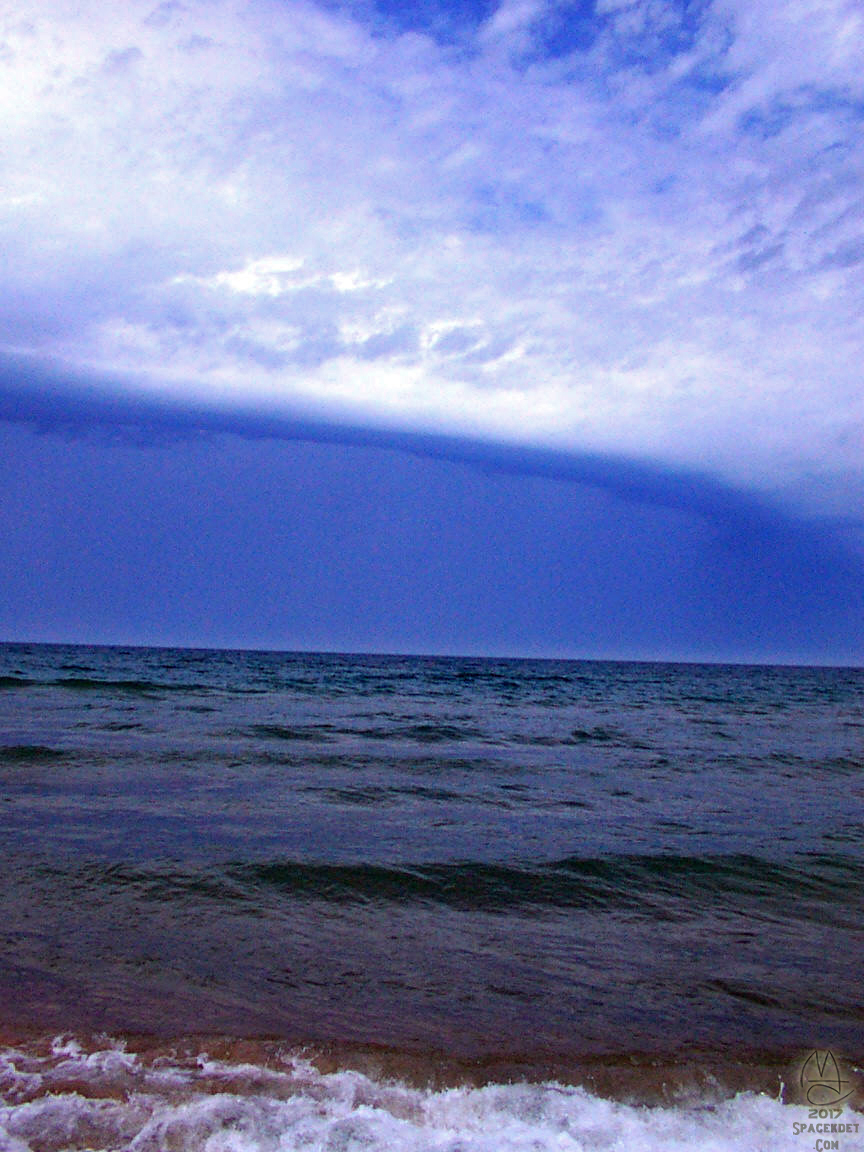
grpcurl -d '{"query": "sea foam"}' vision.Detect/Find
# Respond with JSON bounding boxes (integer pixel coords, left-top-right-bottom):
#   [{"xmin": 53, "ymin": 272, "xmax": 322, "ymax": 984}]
[{"xmin": 1, "ymin": 1036, "xmax": 851, "ymax": 1152}]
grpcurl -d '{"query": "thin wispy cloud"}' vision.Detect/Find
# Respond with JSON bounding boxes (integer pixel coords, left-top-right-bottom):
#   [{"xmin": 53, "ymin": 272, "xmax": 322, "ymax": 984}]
[{"xmin": 1, "ymin": 0, "xmax": 862, "ymax": 513}]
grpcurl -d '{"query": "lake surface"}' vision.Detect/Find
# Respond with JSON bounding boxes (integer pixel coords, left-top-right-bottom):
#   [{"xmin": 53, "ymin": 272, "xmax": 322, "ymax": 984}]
[{"xmin": 1, "ymin": 644, "xmax": 862, "ymax": 1149}]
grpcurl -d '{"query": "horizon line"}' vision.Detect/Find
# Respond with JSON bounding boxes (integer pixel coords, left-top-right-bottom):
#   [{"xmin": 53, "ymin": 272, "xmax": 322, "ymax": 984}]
[{"xmin": 1, "ymin": 636, "xmax": 861, "ymax": 672}]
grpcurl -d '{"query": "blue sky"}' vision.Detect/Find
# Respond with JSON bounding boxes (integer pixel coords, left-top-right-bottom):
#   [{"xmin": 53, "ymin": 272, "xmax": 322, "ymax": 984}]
[{"xmin": 1, "ymin": 0, "xmax": 863, "ymax": 660}]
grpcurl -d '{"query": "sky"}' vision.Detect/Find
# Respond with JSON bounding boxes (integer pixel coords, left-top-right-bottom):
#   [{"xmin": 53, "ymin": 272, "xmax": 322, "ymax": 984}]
[{"xmin": 1, "ymin": 0, "xmax": 863, "ymax": 661}]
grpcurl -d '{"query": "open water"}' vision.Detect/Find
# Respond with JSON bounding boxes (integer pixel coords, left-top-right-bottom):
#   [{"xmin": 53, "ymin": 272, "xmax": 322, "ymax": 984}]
[{"xmin": 0, "ymin": 643, "xmax": 862, "ymax": 1150}]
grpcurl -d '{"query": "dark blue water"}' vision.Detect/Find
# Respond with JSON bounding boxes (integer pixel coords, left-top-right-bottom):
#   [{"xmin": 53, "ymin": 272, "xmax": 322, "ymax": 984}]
[{"xmin": 0, "ymin": 643, "xmax": 862, "ymax": 1063}]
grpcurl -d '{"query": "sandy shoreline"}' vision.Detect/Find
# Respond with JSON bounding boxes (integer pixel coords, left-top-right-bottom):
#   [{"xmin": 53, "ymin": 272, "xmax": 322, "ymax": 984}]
[{"xmin": 1, "ymin": 1028, "xmax": 861, "ymax": 1107}]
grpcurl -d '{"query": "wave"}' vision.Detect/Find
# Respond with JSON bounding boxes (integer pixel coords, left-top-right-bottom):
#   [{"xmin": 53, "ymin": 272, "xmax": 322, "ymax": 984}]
[
  {"xmin": 0, "ymin": 675, "xmax": 214, "ymax": 695},
  {"xmin": 0, "ymin": 1035, "xmax": 825, "ymax": 1152},
  {"xmin": 245, "ymin": 720, "xmax": 489, "ymax": 744},
  {"xmin": 0, "ymin": 744, "xmax": 64, "ymax": 763},
  {"xmin": 66, "ymin": 853, "xmax": 863, "ymax": 919},
  {"xmin": 359, "ymin": 722, "xmax": 487, "ymax": 743},
  {"xmin": 245, "ymin": 721, "xmax": 656, "ymax": 749},
  {"xmin": 247, "ymin": 719, "xmax": 644, "ymax": 747},
  {"xmin": 248, "ymin": 722, "xmax": 337, "ymax": 742},
  {"xmin": 239, "ymin": 854, "xmax": 863, "ymax": 914},
  {"xmin": 513, "ymin": 725, "xmax": 651, "ymax": 748}
]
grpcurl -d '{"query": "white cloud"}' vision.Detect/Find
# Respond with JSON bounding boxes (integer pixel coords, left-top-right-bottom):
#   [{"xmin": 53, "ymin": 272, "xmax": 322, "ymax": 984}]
[{"xmin": 0, "ymin": 0, "xmax": 863, "ymax": 513}]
